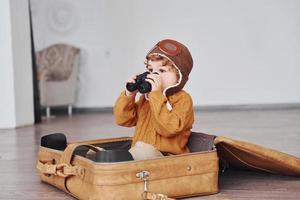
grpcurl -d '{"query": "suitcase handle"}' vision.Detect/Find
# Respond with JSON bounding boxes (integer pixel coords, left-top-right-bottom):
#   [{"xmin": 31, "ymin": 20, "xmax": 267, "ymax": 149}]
[
  {"xmin": 37, "ymin": 143, "xmax": 101, "ymax": 178},
  {"xmin": 60, "ymin": 143, "xmax": 101, "ymax": 164},
  {"xmin": 57, "ymin": 143, "xmax": 103, "ymax": 193},
  {"xmin": 37, "ymin": 143, "xmax": 102, "ymax": 193}
]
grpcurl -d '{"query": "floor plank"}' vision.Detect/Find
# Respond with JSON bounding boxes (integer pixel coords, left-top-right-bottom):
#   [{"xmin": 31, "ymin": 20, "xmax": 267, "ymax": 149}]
[{"xmin": 0, "ymin": 108, "xmax": 299, "ymax": 199}]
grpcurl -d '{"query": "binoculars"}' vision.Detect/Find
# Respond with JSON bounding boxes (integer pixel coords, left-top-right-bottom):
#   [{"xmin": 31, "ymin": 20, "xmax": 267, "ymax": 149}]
[{"xmin": 126, "ymin": 72, "xmax": 152, "ymax": 94}]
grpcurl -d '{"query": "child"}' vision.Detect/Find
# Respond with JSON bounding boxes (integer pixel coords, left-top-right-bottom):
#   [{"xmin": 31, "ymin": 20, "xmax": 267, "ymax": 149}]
[{"xmin": 114, "ymin": 39, "xmax": 194, "ymax": 160}]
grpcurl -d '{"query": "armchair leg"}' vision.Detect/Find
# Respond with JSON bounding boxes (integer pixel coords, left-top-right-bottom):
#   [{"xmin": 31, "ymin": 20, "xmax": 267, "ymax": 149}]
[
  {"xmin": 68, "ymin": 105, "xmax": 72, "ymax": 116},
  {"xmin": 46, "ymin": 107, "xmax": 51, "ymax": 118}
]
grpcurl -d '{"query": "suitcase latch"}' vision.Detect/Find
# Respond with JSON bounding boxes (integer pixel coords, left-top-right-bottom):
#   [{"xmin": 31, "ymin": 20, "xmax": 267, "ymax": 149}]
[
  {"xmin": 136, "ymin": 170, "xmax": 150, "ymax": 192},
  {"xmin": 136, "ymin": 171, "xmax": 174, "ymax": 200}
]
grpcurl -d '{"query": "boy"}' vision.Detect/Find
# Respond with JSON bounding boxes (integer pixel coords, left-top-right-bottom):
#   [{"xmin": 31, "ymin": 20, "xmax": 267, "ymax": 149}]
[{"xmin": 114, "ymin": 39, "xmax": 194, "ymax": 159}]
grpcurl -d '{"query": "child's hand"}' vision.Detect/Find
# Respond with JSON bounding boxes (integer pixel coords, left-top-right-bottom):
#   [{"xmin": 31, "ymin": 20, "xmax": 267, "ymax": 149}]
[
  {"xmin": 146, "ymin": 73, "xmax": 162, "ymax": 92},
  {"xmin": 125, "ymin": 75, "xmax": 138, "ymax": 97}
]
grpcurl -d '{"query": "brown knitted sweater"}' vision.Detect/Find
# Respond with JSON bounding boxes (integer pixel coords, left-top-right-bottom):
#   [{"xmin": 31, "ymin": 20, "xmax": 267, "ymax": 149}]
[{"xmin": 114, "ymin": 90, "xmax": 194, "ymax": 154}]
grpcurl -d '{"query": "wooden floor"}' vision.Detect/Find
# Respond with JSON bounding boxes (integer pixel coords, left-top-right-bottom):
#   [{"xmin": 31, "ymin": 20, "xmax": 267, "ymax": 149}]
[{"xmin": 0, "ymin": 108, "xmax": 299, "ymax": 199}]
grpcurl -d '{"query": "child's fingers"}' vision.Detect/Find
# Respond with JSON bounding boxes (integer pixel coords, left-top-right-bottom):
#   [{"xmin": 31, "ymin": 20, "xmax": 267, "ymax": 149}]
[
  {"xmin": 131, "ymin": 75, "xmax": 137, "ymax": 79},
  {"xmin": 125, "ymin": 75, "xmax": 137, "ymax": 84},
  {"xmin": 126, "ymin": 78, "xmax": 135, "ymax": 84}
]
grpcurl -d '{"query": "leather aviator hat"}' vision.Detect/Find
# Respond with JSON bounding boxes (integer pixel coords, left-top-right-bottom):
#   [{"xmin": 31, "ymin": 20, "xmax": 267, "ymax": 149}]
[{"xmin": 146, "ymin": 39, "xmax": 193, "ymax": 96}]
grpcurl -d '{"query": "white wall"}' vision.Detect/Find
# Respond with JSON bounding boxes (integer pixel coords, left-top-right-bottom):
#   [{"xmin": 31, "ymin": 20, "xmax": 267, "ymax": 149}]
[
  {"xmin": 10, "ymin": 0, "xmax": 34, "ymax": 126},
  {"xmin": 0, "ymin": 0, "xmax": 34, "ymax": 128},
  {"xmin": 0, "ymin": 0, "xmax": 16, "ymax": 128},
  {"xmin": 31, "ymin": 0, "xmax": 300, "ymax": 107}
]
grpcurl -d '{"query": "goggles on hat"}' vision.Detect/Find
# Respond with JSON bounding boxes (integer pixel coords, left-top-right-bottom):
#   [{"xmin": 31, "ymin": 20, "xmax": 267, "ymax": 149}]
[{"xmin": 157, "ymin": 39, "xmax": 182, "ymax": 56}]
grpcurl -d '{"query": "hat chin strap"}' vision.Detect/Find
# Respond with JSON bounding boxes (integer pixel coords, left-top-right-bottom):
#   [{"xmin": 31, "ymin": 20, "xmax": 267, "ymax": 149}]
[{"xmin": 162, "ymin": 65, "xmax": 182, "ymax": 96}]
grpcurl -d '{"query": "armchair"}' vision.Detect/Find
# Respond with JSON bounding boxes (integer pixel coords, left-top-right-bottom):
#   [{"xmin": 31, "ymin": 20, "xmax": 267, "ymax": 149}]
[{"xmin": 36, "ymin": 43, "xmax": 80, "ymax": 117}]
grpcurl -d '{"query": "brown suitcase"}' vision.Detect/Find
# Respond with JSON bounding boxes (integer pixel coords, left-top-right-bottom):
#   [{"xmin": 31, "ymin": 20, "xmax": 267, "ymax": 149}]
[{"xmin": 36, "ymin": 132, "xmax": 300, "ymax": 200}]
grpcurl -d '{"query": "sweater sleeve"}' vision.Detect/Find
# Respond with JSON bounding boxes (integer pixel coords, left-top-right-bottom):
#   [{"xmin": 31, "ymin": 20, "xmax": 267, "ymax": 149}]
[
  {"xmin": 113, "ymin": 91, "xmax": 138, "ymax": 127},
  {"xmin": 148, "ymin": 90, "xmax": 194, "ymax": 137}
]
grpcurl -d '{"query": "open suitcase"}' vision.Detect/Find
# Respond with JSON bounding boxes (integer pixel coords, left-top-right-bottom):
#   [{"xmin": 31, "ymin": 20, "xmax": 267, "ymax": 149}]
[{"xmin": 36, "ymin": 132, "xmax": 300, "ymax": 200}]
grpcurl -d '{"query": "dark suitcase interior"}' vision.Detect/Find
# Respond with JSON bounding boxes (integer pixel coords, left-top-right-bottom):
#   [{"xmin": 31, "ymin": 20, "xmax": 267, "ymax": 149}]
[{"xmin": 40, "ymin": 132, "xmax": 216, "ymax": 162}]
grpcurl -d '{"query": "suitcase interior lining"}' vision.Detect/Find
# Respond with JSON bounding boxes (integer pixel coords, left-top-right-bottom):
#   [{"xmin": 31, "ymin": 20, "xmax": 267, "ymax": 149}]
[
  {"xmin": 74, "ymin": 131, "xmax": 216, "ymax": 155},
  {"xmin": 41, "ymin": 132, "xmax": 217, "ymax": 162}
]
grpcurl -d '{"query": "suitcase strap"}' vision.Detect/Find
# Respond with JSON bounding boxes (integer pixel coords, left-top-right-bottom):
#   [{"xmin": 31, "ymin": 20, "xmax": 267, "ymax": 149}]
[
  {"xmin": 37, "ymin": 160, "xmax": 84, "ymax": 178},
  {"xmin": 60, "ymin": 143, "xmax": 101, "ymax": 164},
  {"xmin": 37, "ymin": 144, "xmax": 100, "ymax": 177},
  {"xmin": 37, "ymin": 143, "xmax": 101, "ymax": 193},
  {"xmin": 59, "ymin": 143, "xmax": 102, "ymax": 192}
]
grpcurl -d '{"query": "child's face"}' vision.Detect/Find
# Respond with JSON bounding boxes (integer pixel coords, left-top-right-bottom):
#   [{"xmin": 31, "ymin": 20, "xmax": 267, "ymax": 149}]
[{"xmin": 146, "ymin": 60, "xmax": 179, "ymax": 91}]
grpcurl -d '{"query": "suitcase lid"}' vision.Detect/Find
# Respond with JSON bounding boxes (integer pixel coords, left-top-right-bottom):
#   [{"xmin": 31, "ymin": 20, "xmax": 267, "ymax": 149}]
[{"xmin": 214, "ymin": 136, "xmax": 300, "ymax": 176}]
